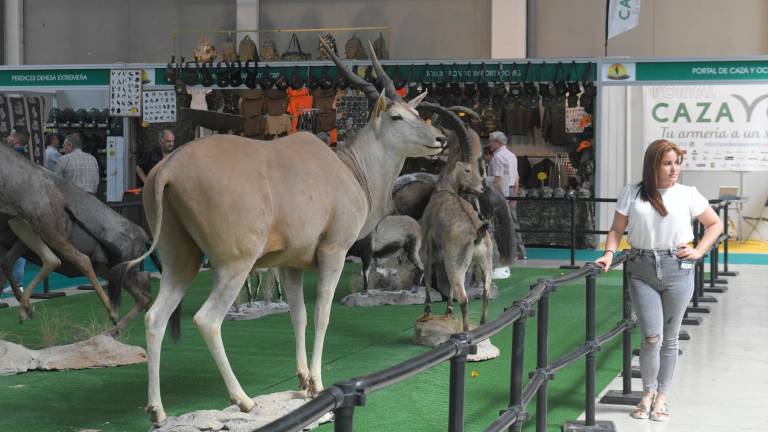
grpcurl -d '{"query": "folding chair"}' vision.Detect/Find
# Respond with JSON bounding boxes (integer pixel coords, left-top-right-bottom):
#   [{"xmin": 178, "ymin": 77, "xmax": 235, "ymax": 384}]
[{"xmin": 743, "ymin": 197, "xmax": 768, "ymax": 243}]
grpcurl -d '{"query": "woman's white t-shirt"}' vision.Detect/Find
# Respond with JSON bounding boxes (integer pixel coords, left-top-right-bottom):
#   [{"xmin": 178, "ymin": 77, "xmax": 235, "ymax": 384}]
[{"xmin": 616, "ymin": 183, "xmax": 709, "ymax": 250}]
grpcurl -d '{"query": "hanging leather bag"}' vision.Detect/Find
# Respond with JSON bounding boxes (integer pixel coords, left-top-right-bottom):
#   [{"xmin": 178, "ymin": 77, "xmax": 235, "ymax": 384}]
[
  {"xmin": 281, "ymin": 33, "xmax": 311, "ymax": 61},
  {"xmin": 164, "ymin": 55, "xmax": 177, "ymax": 85},
  {"xmin": 244, "ymin": 60, "xmax": 258, "ymax": 89},
  {"xmin": 229, "ymin": 59, "xmax": 243, "ymax": 87},
  {"xmin": 201, "ymin": 60, "xmax": 215, "ymax": 87},
  {"xmin": 216, "ymin": 61, "xmax": 231, "ymax": 88}
]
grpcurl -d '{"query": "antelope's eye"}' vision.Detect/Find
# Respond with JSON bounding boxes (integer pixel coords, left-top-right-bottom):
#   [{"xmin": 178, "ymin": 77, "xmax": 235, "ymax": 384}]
[{"xmin": 391, "ymin": 114, "xmax": 403, "ymax": 121}]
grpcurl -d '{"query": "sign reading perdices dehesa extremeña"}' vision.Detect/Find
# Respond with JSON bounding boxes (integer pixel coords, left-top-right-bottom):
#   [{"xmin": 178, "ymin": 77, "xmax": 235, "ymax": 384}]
[{"xmin": 643, "ymin": 85, "xmax": 768, "ymax": 171}]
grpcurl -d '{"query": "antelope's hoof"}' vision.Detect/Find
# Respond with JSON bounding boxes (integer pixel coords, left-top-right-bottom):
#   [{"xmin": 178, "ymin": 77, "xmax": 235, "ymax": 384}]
[
  {"xmin": 146, "ymin": 404, "xmax": 167, "ymax": 426},
  {"xmin": 109, "ymin": 312, "xmax": 119, "ymax": 325},
  {"xmin": 307, "ymin": 378, "xmax": 323, "ymax": 397},
  {"xmin": 298, "ymin": 372, "xmax": 311, "ymax": 391},
  {"xmin": 232, "ymin": 396, "xmax": 255, "ymax": 413}
]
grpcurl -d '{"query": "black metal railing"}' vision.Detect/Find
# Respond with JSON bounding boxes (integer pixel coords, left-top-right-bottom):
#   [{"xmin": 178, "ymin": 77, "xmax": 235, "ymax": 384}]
[{"xmin": 252, "ymin": 198, "xmax": 735, "ymax": 432}]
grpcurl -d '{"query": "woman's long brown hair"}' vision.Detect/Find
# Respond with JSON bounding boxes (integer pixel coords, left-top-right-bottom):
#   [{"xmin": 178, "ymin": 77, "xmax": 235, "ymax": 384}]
[{"xmin": 638, "ymin": 139, "xmax": 684, "ymax": 216}]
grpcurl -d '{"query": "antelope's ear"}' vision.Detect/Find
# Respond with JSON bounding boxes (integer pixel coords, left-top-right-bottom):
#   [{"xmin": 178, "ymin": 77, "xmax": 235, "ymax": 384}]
[
  {"xmin": 371, "ymin": 91, "xmax": 387, "ymax": 128},
  {"xmin": 407, "ymin": 91, "xmax": 428, "ymax": 109}
]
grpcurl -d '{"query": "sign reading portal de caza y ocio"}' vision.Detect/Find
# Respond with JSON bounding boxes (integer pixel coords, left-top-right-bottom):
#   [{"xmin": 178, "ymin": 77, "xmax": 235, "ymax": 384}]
[
  {"xmin": 0, "ymin": 69, "xmax": 109, "ymax": 87},
  {"xmin": 643, "ymin": 85, "xmax": 768, "ymax": 172}
]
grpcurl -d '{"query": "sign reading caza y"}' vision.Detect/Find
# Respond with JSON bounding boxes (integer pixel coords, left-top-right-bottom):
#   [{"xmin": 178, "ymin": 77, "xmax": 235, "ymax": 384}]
[{"xmin": 643, "ymin": 85, "xmax": 768, "ymax": 171}]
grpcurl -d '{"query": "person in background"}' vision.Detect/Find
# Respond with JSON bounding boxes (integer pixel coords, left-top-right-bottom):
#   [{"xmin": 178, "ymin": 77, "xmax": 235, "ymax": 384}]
[
  {"xmin": 484, "ymin": 130, "xmax": 527, "ymax": 260},
  {"xmin": 136, "ymin": 129, "xmax": 175, "ymax": 186},
  {"xmin": 7, "ymin": 128, "xmax": 29, "ymax": 156},
  {"xmin": 44, "ymin": 133, "xmax": 62, "ymax": 171},
  {"xmin": 596, "ymin": 139, "xmax": 722, "ymax": 422},
  {"xmin": 55, "ymin": 133, "xmax": 99, "ymax": 194}
]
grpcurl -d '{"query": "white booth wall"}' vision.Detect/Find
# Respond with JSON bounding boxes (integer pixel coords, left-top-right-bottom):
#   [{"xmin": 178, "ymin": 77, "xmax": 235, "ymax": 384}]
[{"xmin": 598, "ymin": 85, "xmax": 768, "ymax": 241}]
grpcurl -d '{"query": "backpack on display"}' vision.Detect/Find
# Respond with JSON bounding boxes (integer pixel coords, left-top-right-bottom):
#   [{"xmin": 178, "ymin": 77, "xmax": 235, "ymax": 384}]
[
  {"xmin": 238, "ymin": 35, "xmax": 258, "ymax": 62},
  {"xmin": 372, "ymin": 32, "xmax": 389, "ymax": 60},
  {"xmin": 318, "ymin": 33, "xmax": 338, "ymax": 60},
  {"xmin": 260, "ymin": 37, "xmax": 280, "ymax": 61},
  {"xmin": 193, "ymin": 35, "xmax": 217, "ymax": 63},
  {"xmin": 221, "ymin": 34, "xmax": 238, "ymax": 62},
  {"xmin": 344, "ymin": 34, "xmax": 367, "ymax": 60}
]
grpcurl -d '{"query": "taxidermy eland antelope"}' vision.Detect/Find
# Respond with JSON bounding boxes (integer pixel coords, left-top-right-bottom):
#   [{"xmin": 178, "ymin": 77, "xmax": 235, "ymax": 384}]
[
  {"xmin": 115, "ymin": 39, "xmax": 474, "ymax": 425},
  {"xmin": 420, "ymin": 160, "xmax": 494, "ymax": 331},
  {"xmin": 0, "ymin": 144, "xmax": 151, "ymax": 332}
]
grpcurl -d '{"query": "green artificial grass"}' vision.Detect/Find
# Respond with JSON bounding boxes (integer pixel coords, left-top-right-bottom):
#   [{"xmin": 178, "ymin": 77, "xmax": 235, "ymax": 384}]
[{"xmin": 0, "ymin": 264, "xmax": 634, "ymax": 432}]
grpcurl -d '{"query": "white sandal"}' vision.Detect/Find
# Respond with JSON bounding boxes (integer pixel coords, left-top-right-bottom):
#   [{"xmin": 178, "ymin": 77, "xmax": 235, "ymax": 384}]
[
  {"xmin": 650, "ymin": 397, "xmax": 670, "ymax": 422},
  {"xmin": 630, "ymin": 392, "xmax": 655, "ymax": 419}
]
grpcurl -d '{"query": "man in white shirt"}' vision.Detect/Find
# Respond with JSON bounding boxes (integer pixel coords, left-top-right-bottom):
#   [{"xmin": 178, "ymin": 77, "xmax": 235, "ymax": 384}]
[
  {"xmin": 55, "ymin": 134, "xmax": 100, "ymax": 194},
  {"xmin": 485, "ymin": 131, "xmax": 527, "ymax": 259}
]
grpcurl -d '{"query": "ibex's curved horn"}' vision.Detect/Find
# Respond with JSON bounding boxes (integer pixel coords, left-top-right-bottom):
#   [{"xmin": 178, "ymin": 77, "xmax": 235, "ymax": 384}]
[
  {"xmin": 447, "ymin": 106, "xmax": 481, "ymax": 123},
  {"xmin": 368, "ymin": 40, "xmax": 401, "ymax": 102},
  {"xmin": 319, "ymin": 37, "xmax": 380, "ymax": 103},
  {"xmin": 417, "ymin": 102, "xmax": 471, "ymax": 163}
]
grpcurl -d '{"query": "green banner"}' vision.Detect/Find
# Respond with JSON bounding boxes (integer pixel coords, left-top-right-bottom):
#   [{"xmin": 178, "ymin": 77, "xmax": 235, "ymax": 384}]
[
  {"xmin": 636, "ymin": 61, "xmax": 768, "ymax": 81},
  {"xmin": 0, "ymin": 69, "xmax": 109, "ymax": 86}
]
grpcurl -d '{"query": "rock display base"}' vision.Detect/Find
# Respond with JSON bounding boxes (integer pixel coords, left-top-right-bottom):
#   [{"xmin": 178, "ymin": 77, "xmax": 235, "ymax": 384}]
[
  {"xmin": 413, "ymin": 316, "xmax": 500, "ymax": 362},
  {"xmin": 0, "ymin": 334, "xmax": 146, "ymax": 375},
  {"xmin": 341, "ymin": 287, "xmax": 442, "ymax": 307},
  {"xmin": 152, "ymin": 390, "xmax": 333, "ymax": 432},
  {"xmin": 226, "ymin": 301, "xmax": 290, "ymax": 321},
  {"xmin": 413, "ymin": 314, "xmax": 464, "ymax": 347},
  {"xmin": 466, "ymin": 282, "xmax": 499, "ymax": 300},
  {"xmin": 467, "ymin": 339, "xmax": 500, "ymax": 362}
]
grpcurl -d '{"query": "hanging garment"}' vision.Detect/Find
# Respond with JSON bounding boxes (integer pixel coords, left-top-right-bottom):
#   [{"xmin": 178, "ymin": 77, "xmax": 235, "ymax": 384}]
[
  {"xmin": 266, "ymin": 89, "xmax": 289, "ymax": 116},
  {"xmin": 286, "ymin": 87, "xmax": 314, "ymax": 133},
  {"xmin": 241, "ymin": 89, "xmax": 266, "ymax": 138},
  {"xmin": 264, "ymin": 113, "xmax": 292, "ymax": 137},
  {"xmin": 222, "ymin": 90, "xmax": 241, "ymax": 115},
  {"xmin": 542, "ymin": 96, "xmax": 568, "ymax": 146},
  {"xmin": 187, "ymin": 86, "xmax": 212, "ymax": 110},
  {"xmin": 503, "ymin": 94, "xmax": 532, "ymax": 136},
  {"xmin": 313, "ymin": 88, "xmax": 337, "ymax": 133},
  {"xmin": 479, "ymin": 98, "xmax": 498, "ymax": 138}
]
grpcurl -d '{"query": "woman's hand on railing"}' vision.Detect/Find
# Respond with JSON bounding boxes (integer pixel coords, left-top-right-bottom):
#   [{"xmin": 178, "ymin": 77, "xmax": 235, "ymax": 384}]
[{"xmin": 594, "ymin": 250, "xmax": 615, "ymax": 272}]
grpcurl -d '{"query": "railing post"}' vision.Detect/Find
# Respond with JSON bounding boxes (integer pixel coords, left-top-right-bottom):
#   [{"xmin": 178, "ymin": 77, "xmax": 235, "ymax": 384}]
[
  {"xmin": 535, "ymin": 292, "xmax": 549, "ymax": 432},
  {"xmin": 600, "ymin": 258, "xmax": 642, "ymax": 405},
  {"xmin": 585, "ymin": 273, "xmax": 597, "ymax": 425},
  {"xmin": 684, "ymin": 222, "xmax": 705, "ymax": 324},
  {"xmin": 333, "ymin": 381, "xmax": 365, "ymax": 432},
  {"xmin": 563, "ymin": 268, "xmax": 616, "ymax": 431},
  {"xmin": 449, "ymin": 333, "xmax": 471, "ymax": 432},
  {"xmin": 721, "ymin": 202, "xmax": 738, "ymax": 276},
  {"xmin": 508, "ymin": 306, "xmax": 527, "ymax": 432},
  {"xmin": 560, "ymin": 196, "xmax": 580, "ymax": 270}
]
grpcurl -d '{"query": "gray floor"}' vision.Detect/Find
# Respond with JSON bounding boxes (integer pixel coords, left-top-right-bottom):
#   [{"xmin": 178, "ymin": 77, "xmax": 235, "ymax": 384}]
[{"xmin": 576, "ymin": 264, "xmax": 768, "ymax": 432}]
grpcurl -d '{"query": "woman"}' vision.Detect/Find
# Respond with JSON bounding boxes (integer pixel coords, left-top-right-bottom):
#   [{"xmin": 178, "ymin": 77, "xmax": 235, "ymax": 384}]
[{"xmin": 596, "ymin": 139, "xmax": 722, "ymax": 422}]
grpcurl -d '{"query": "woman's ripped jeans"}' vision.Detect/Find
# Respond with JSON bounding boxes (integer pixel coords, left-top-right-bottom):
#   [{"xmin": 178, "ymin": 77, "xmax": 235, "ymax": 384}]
[{"xmin": 627, "ymin": 249, "xmax": 694, "ymax": 394}]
